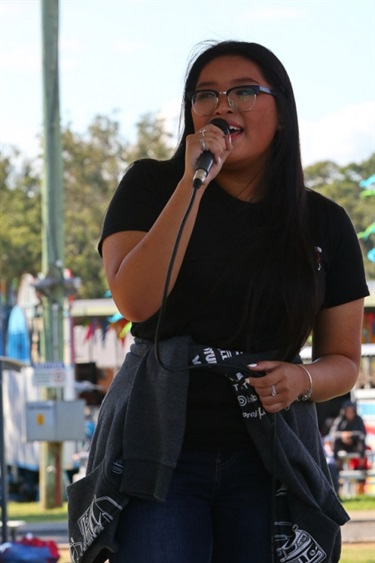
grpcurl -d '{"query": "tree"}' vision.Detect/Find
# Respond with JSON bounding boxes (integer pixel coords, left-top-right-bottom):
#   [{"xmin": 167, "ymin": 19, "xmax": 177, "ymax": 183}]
[
  {"xmin": 0, "ymin": 113, "xmax": 174, "ymax": 301},
  {"xmin": 62, "ymin": 115, "xmax": 127, "ymax": 298},
  {"xmin": 0, "ymin": 150, "xmax": 42, "ymax": 301},
  {"xmin": 62, "ymin": 113, "xmax": 174, "ymax": 298},
  {"xmin": 123, "ymin": 112, "xmax": 174, "ymax": 162}
]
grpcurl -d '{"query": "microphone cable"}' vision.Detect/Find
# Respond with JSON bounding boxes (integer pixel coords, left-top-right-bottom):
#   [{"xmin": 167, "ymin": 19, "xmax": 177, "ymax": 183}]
[
  {"xmin": 153, "ymin": 178, "xmax": 254, "ymax": 375},
  {"xmin": 153, "ymin": 183, "xmax": 198, "ymax": 371},
  {"xmin": 152, "ymin": 170, "xmax": 280, "ymax": 563},
  {"xmin": 154, "ymin": 117, "xmax": 234, "ymax": 373}
]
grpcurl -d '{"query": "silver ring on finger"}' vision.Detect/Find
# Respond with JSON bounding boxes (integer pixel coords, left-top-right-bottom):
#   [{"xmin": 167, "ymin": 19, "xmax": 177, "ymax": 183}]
[
  {"xmin": 271, "ymin": 384, "xmax": 277, "ymax": 397},
  {"xmin": 200, "ymin": 139, "xmax": 207, "ymax": 151},
  {"xmin": 200, "ymin": 129, "xmax": 206, "ymax": 137}
]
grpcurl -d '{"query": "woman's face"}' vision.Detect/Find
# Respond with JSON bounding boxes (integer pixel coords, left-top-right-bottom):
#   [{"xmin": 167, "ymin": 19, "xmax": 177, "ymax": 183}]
[
  {"xmin": 344, "ymin": 406, "xmax": 356, "ymax": 420},
  {"xmin": 191, "ymin": 55, "xmax": 280, "ymax": 171}
]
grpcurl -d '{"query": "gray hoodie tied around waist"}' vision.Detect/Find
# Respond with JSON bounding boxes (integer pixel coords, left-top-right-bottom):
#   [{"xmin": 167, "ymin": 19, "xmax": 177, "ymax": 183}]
[{"xmin": 67, "ymin": 336, "xmax": 349, "ymax": 563}]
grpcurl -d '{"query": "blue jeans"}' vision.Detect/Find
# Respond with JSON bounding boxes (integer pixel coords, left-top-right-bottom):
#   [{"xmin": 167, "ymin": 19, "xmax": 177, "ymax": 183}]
[{"xmin": 110, "ymin": 448, "xmax": 273, "ymax": 562}]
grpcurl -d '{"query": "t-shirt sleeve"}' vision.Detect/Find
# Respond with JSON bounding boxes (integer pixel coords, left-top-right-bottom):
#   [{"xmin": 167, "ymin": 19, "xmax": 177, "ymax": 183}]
[
  {"xmin": 98, "ymin": 160, "xmax": 174, "ymax": 256},
  {"xmin": 322, "ymin": 203, "xmax": 369, "ymax": 308}
]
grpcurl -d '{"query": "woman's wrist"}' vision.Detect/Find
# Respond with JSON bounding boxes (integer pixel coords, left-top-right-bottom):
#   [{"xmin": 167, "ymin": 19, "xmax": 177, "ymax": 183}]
[{"xmin": 296, "ymin": 364, "xmax": 313, "ymax": 402}]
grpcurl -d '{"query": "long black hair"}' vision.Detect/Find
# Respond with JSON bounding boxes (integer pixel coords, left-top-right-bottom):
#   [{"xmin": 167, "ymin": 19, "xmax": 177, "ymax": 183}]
[{"xmin": 174, "ymin": 41, "xmax": 320, "ymax": 359}]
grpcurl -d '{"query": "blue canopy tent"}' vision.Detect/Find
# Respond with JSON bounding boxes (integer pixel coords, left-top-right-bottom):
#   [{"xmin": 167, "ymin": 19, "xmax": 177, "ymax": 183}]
[{"xmin": 6, "ymin": 305, "xmax": 31, "ymax": 363}]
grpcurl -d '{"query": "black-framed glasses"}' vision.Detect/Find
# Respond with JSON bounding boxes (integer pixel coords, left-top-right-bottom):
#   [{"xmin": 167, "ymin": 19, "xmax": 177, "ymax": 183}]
[{"xmin": 187, "ymin": 85, "xmax": 276, "ymax": 116}]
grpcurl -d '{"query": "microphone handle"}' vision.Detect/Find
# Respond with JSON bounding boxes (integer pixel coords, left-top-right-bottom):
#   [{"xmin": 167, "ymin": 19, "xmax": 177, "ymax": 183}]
[
  {"xmin": 193, "ymin": 152, "xmax": 214, "ymax": 189},
  {"xmin": 192, "ymin": 118, "xmax": 230, "ymax": 189}
]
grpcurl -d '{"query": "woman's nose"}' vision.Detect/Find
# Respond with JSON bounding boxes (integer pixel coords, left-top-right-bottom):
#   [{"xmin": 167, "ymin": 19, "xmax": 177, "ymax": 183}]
[{"xmin": 215, "ymin": 92, "xmax": 233, "ymax": 113}]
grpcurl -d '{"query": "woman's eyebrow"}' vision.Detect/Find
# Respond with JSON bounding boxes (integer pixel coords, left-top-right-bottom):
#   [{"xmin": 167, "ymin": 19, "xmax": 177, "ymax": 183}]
[{"xmin": 195, "ymin": 77, "xmax": 262, "ymax": 89}]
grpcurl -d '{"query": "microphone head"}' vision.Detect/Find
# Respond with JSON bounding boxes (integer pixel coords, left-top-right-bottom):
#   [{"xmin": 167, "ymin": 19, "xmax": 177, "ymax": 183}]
[{"xmin": 209, "ymin": 118, "xmax": 230, "ymax": 136}]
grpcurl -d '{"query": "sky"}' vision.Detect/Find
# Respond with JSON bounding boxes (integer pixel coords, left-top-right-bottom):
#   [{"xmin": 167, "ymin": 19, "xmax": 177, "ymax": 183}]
[{"xmin": 0, "ymin": 0, "xmax": 374, "ymax": 168}]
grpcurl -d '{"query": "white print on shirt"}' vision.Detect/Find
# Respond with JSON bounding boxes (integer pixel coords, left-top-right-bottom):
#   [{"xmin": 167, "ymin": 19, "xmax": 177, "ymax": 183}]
[
  {"xmin": 273, "ymin": 487, "xmax": 327, "ymax": 562},
  {"xmin": 229, "ymin": 368, "xmax": 268, "ymax": 419},
  {"xmin": 191, "ymin": 346, "xmax": 242, "ymax": 367},
  {"xmin": 236, "ymin": 388, "xmax": 267, "ymax": 419},
  {"xmin": 274, "ymin": 523, "xmax": 327, "ymax": 562},
  {"xmin": 237, "ymin": 392, "xmax": 258, "ymax": 406},
  {"xmin": 69, "ymin": 494, "xmax": 123, "ymax": 563},
  {"xmin": 191, "ymin": 346, "xmax": 271, "ymax": 419},
  {"xmin": 241, "ymin": 406, "xmax": 267, "ymax": 419}
]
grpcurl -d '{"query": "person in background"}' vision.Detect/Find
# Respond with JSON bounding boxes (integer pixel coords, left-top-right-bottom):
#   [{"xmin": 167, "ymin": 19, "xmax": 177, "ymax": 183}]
[
  {"xmin": 331, "ymin": 401, "xmax": 367, "ymax": 466},
  {"xmin": 67, "ymin": 40, "xmax": 369, "ymax": 563}
]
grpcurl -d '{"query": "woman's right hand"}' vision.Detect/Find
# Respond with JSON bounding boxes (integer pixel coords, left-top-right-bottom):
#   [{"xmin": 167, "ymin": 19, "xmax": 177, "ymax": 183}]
[{"xmin": 184, "ymin": 123, "xmax": 232, "ymax": 188}]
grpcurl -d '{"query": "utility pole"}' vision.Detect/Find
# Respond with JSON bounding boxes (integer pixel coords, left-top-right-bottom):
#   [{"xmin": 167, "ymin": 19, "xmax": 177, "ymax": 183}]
[{"xmin": 39, "ymin": 0, "xmax": 64, "ymax": 509}]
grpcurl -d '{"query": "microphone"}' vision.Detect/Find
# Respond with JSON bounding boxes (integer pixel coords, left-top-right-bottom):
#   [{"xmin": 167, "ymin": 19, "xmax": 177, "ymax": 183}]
[{"xmin": 193, "ymin": 118, "xmax": 230, "ymax": 189}]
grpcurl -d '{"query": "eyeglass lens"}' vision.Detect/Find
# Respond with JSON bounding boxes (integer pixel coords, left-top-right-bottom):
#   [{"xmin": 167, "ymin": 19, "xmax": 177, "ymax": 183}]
[{"xmin": 192, "ymin": 86, "xmax": 258, "ymax": 115}]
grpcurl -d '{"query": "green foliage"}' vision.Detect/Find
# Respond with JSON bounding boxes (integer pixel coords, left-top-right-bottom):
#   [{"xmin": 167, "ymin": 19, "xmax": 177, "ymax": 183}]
[
  {"xmin": 0, "ymin": 150, "xmax": 42, "ymax": 292},
  {"xmin": 61, "ymin": 115, "xmax": 128, "ymax": 298},
  {"xmin": 124, "ymin": 112, "xmax": 174, "ymax": 162},
  {"xmin": 0, "ymin": 114, "xmax": 373, "ymax": 303},
  {"xmin": 1, "ymin": 113, "xmax": 174, "ymax": 300}
]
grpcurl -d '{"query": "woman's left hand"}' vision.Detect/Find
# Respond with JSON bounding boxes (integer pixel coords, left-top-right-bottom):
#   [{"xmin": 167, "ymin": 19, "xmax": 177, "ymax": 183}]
[
  {"xmin": 246, "ymin": 299, "xmax": 365, "ymax": 413},
  {"xmin": 246, "ymin": 361, "xmax": 310, "ymax": 413}
]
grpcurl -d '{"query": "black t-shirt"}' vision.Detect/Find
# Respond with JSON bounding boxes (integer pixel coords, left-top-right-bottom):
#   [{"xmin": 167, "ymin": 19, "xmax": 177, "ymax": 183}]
[{"xmin": 99, "ymin": 157, "xmax": 369, "ymax": 449}]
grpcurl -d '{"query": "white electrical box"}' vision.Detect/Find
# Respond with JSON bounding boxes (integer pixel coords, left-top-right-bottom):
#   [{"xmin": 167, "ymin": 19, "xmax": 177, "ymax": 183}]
[{"xmin": 25, "ymin": 400, "xmax": 86, "ymax": 441}]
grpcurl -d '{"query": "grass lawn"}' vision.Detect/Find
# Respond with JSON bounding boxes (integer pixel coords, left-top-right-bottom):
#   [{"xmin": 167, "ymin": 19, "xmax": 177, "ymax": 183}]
[
  {"xmin": 8, "ymin": 501, "xmax": 68, "ymax": 522},
  {"xmin": 7, "ymin": 495, "xmax": 373, "ymax": 522},
  {"xmin": 340, "ymin": 544, "xmax": 375, "ymax": 563},
  {"xmin": 56, "ymin": 543, "xmax": 375, "ymax": 563},
  {"xmin": 341, "ymin": 495, "xmax": 375, "ymax": 512},
  {"xmin": 7, "ymin": 496, "xmax": 375, "ymax": 563}
]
